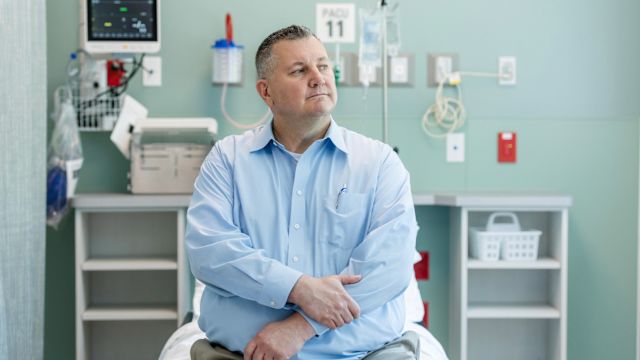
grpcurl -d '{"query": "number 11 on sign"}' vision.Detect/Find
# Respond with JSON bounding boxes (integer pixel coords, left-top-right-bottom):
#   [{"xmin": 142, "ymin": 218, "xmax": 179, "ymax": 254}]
[{"xmin": 326, "ymin": 20, "xmax": 344, "ymax": 38}]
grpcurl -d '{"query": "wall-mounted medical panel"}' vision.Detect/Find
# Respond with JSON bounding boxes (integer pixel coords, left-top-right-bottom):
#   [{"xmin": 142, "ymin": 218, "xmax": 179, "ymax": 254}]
[{"xmin": 328, "ymin": 51, "xmax": 358, "ymax": 86}]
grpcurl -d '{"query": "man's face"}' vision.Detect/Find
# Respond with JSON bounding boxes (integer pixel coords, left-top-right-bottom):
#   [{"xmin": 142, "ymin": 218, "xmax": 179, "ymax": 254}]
[{"xmin": 259, "ymin": 37, "xmax": 337, "ymax": 120}]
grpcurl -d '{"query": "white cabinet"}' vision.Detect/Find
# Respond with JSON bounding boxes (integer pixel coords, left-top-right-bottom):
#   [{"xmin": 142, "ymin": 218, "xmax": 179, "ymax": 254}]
[
  {"xmin": 74, "ymin": 194, "xmax": 191, "ymax": 360},
  {"xmin": 437, "ymin": 194, "xmax": 571, "ymax": 360}
]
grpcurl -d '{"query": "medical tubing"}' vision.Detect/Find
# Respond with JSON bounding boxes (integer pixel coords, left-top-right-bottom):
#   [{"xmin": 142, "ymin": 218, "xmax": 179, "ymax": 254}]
[
  {"xmin": 96, "ymin": 53, "xmax": 146, "ymax": 98},
  {"xmin": 421, "ymin": 74, "xmax": 466, "ymax": 138},
  {"xmin": 220, "ymin": 81, "xmax": 270, "ymax": 129},
  {"xmin": 78, "ymin": 53, "xmax": 146, "ymax": 111},
  {"xmin": 458, "ymin": 71, "xmax": 501, "ymax": 78},
  {"xmin": 421, "ymin": 70, "xmax": 502, "ymax": 138}
]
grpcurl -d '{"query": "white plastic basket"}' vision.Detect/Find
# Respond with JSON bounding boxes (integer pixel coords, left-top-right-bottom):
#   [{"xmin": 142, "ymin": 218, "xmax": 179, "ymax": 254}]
[
  {"xmin": 469, "ymin": 227, "xmax": 501, "ymax": 261},
  {"xmin": 470, "ymin": 212, "xmax": 541, "ymax": 261}
]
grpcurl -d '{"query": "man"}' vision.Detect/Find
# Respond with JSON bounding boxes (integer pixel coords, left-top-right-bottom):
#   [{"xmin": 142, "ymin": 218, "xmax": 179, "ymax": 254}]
[{"xmin": 186, "ymin": 25, "xmax": 419, "ymax": 360}]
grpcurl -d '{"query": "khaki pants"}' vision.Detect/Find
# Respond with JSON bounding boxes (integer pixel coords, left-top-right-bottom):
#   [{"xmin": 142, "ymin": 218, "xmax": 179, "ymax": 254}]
[{"xmin": 191, "ymin": 331, "xmax": 420, "ymax": 360}]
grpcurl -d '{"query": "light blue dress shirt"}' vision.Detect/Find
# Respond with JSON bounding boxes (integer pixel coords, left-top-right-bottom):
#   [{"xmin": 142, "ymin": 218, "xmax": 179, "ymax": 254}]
[{"xmin": 186, "ymin": 119, "xmax": 418, "ymax": 359}]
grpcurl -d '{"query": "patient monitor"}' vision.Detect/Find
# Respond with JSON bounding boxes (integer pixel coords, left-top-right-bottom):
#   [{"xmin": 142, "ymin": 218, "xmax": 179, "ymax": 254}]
[{"xmin": 79, "ymin": 0, "xmax": 161, "ymax": 54}]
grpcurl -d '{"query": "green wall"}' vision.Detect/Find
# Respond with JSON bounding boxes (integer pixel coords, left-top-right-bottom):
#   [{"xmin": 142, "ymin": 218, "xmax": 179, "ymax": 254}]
[{"xmin": 45, "ymin": 0, "xmax": 639, "ymax": 359}]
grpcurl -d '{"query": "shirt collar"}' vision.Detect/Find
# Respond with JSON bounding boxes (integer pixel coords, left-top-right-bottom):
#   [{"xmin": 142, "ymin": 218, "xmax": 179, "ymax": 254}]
[
  {"xmin": 324, "ymin": 117, "xmax": 348, "ymax": 154},
  {"xmin": 248, "ymin": 117, "xmax": 349, "ymax": 154},
  {"xmin": 248, "ymin": 121, "xmax": 276, "ymax": 152}
]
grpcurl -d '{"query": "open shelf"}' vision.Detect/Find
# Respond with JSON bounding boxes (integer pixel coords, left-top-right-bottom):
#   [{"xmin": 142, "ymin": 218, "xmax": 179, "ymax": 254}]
[
  {"xmin": 74, "ymin": 196, "xmax": 190, "ymax": 360},
  {"xmin": 467, "ymin": 303, "xmax": 560, "ymax": 319},
  {"xmin": 445, "ymin": 195, "xmax": 569, "ymax": 360},
  {"xmin": 467, "ymin": 319, "xmax": 561, "ymax": 360},
  {"xmin": 468, "ymin": 257, "xmax": 560, "ymax": 270},
  {"xmin": 85, "ymin": 270, "xmax": 178, "ymax": 306},
  {"xmin": 84, "ymin": 320, "xmax": 177, "ymax": 360},
  {"xmin": 83, "ymin": 306, "xmax": 178, "ymax": 321},
  {"xmin": 468, "ymin": 269, "xmax": 561, "ymax": 307},
  {"xmin": 84, "ymin": 211, "xmax": 178, "ymax": 259},
  {"xmin": 82, "ymin": 258, "xmax": 178, "ymax": 271}
]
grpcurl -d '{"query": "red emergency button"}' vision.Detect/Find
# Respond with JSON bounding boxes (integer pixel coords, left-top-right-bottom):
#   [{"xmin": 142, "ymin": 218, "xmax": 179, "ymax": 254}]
[{"xmin": 498, "ymin": 132, "xmax": 517, "ymax": 163}]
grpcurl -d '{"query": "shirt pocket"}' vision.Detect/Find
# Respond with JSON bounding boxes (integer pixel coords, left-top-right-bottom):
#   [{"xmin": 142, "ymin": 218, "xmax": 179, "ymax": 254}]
[{"xmin": 321, "ymin": 192, "xmax": 370, "ymax": 251}]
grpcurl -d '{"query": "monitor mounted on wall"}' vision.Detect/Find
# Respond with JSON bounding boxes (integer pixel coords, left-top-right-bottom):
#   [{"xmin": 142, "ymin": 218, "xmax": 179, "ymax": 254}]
[{"xmin": 80, "ymin": 0, "xmax": 160, "ymax": 54}]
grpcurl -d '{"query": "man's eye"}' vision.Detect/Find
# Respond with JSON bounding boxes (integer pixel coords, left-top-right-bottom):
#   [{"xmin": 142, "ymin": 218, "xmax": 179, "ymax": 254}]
[
  {"xmin": 291, "ymin": 69, "xmax": 304, "ymax": 75},
  {"xmin": 318, "ymin": 65, "xmax": 329, "ymax": 71}
]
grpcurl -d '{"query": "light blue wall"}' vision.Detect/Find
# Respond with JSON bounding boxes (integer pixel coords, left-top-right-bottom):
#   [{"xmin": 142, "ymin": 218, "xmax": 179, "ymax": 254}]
[{"xmin": 45, "ymin": 0, "xmax": 639, "ymax": 359}]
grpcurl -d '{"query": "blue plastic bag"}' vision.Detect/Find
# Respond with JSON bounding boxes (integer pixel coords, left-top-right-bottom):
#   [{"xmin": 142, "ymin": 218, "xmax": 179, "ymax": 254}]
[{"xmin": 46, "ymin": 166, "xmax": 67, "ymax": 227}]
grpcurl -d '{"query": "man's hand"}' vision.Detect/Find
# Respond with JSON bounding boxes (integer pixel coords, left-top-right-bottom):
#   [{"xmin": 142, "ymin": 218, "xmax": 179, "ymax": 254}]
[
  {"xmin": 288, "ymin": 274, "xmax": 362, "ymax": 329},
  {"xmin": 244, "ymin": 312, "xmax": 315, "ymax": 360}
]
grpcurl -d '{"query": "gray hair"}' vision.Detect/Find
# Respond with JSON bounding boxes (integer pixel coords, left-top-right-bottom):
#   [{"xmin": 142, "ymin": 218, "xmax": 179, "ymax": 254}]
[{"xmin": 255, "ymin": 25, "xmax": 318, "ymax": 79}]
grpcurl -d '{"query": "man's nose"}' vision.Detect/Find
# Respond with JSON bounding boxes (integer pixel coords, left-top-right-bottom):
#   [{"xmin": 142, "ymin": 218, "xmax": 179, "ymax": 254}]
[{"xmin": 308, "ymin": 67, "xmax": 326, "ymax": 87}]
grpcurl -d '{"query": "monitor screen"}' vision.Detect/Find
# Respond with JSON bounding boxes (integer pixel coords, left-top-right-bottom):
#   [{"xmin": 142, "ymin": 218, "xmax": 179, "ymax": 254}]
[
  {"xmin": 81, "ymin": 0, "xmax": 160, "ymax": 53},
  {"xmin": 88, "ymin": 0, "xmax": 157, "ymax": 41}
]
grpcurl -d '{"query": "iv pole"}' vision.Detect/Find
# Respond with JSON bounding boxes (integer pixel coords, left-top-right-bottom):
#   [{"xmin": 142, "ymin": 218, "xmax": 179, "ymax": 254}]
[
  {"xmin": 380, "ymin": 0, "xmax": 399, "ymax": 152},
  {"xmin": 380, "ymin": 0, "xmax": 389, "ymax": 145}
]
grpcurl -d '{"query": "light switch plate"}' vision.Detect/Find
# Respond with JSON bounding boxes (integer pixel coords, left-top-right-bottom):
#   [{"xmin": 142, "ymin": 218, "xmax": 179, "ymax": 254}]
[
  {"xmin": 498, "ymin": 56, "xmax": 517, "ymax": 85},
  {"xmin": 447, "ymin": 133, "xmax": 465, "ymax": 162}
]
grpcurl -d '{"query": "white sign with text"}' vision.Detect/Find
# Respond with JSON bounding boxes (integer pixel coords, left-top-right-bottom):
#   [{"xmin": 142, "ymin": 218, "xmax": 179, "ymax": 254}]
[{"xmin": 316, "ymin": 3, "xmax": 355, "ymax": 43}]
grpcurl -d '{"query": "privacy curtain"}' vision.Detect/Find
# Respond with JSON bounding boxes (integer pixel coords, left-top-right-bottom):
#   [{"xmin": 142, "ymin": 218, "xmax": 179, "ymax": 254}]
[{"xmin": 0, "ymin": 0, "xmax": 47, "ymax": 358}]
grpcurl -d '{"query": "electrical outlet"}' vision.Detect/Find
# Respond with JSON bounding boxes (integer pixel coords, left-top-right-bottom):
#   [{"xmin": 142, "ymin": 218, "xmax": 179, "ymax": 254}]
[
  {"xmin": 428, "ymin": 53, "xmax": 458, "ymax": 87},
  {"xmin": 446, "ymin": 133, "xmax": 465, "ymax": 162},
  {"xmin": 388, "ymin": 54, "xmax": 414, "ymax": 86},
  {"xmin": 359, "ymin": 65, "xmax": 378, "ymax": 85},
  {"xmin": 143, "ymin": 56, "xmax": 162, "ymax": 87},
  {"xmin": 499, "ymin": 56, "xmax": 516, "ymax": 85}
]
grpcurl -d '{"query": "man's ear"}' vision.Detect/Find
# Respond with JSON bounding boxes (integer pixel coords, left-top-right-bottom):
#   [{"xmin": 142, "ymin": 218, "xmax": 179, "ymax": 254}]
[{"xmin": 256, "ymin": 79, "xmax": 272, "ymax": 106}]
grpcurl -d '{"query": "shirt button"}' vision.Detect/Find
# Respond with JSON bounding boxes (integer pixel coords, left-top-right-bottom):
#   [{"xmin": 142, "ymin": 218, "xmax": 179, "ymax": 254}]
[
  {"xmin": 270, "ymin": 300, "xmax": 276, "ymax": 307},
  {"xmin": 296, "ymin": 190, "xmax": 302, "ymax": 196},
  {"xmin": 293, "ymin": 256, "xmax": 299, "ymax": 262},
  {"xmin": 294, "ymin": 223, "xmax": 300, "ymax": 230}
]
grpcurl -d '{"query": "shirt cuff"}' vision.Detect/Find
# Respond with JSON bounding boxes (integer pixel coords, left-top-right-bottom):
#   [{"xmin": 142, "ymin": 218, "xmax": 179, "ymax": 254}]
[
  {"xmin": 258, "ymin": 261, "xmax": 303, "ymax": 309},
  {"xmin": 296, "ymin": 310, "xmax": 330, "ymax": 336}
]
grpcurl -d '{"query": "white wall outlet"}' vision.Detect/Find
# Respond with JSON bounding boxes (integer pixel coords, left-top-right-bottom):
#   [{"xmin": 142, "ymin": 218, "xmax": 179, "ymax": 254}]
[
  {"xmin": 435, "ymin": 56, "xmax": 452, "ymax": 84},
  {"xmin": 499, "ymin": 56, "xmax": 516, "ymax": 85},
  {"xmin": 143, "ymin": 56, "xmax": 162, "ymax": 87},
  {"xmin": 447, "ymin": 133, "xmax": 465, "ymax": 162},
  {"xmin": 389, "ymin": 54, "xmax": 414, "ymax": 86},
  {"xmin": 359, "ymin": 65, "xmax": 378, "ymax": 85},
  {"xmin": 390, "ymin": 56, "xmax": 409, "ymax": 83}
]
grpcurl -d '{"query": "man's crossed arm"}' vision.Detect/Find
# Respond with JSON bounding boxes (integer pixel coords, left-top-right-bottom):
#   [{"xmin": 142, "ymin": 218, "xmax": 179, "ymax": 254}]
[{"xmin": 243, "ymin": 274, "xmax": 362, "ymax": 360}]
